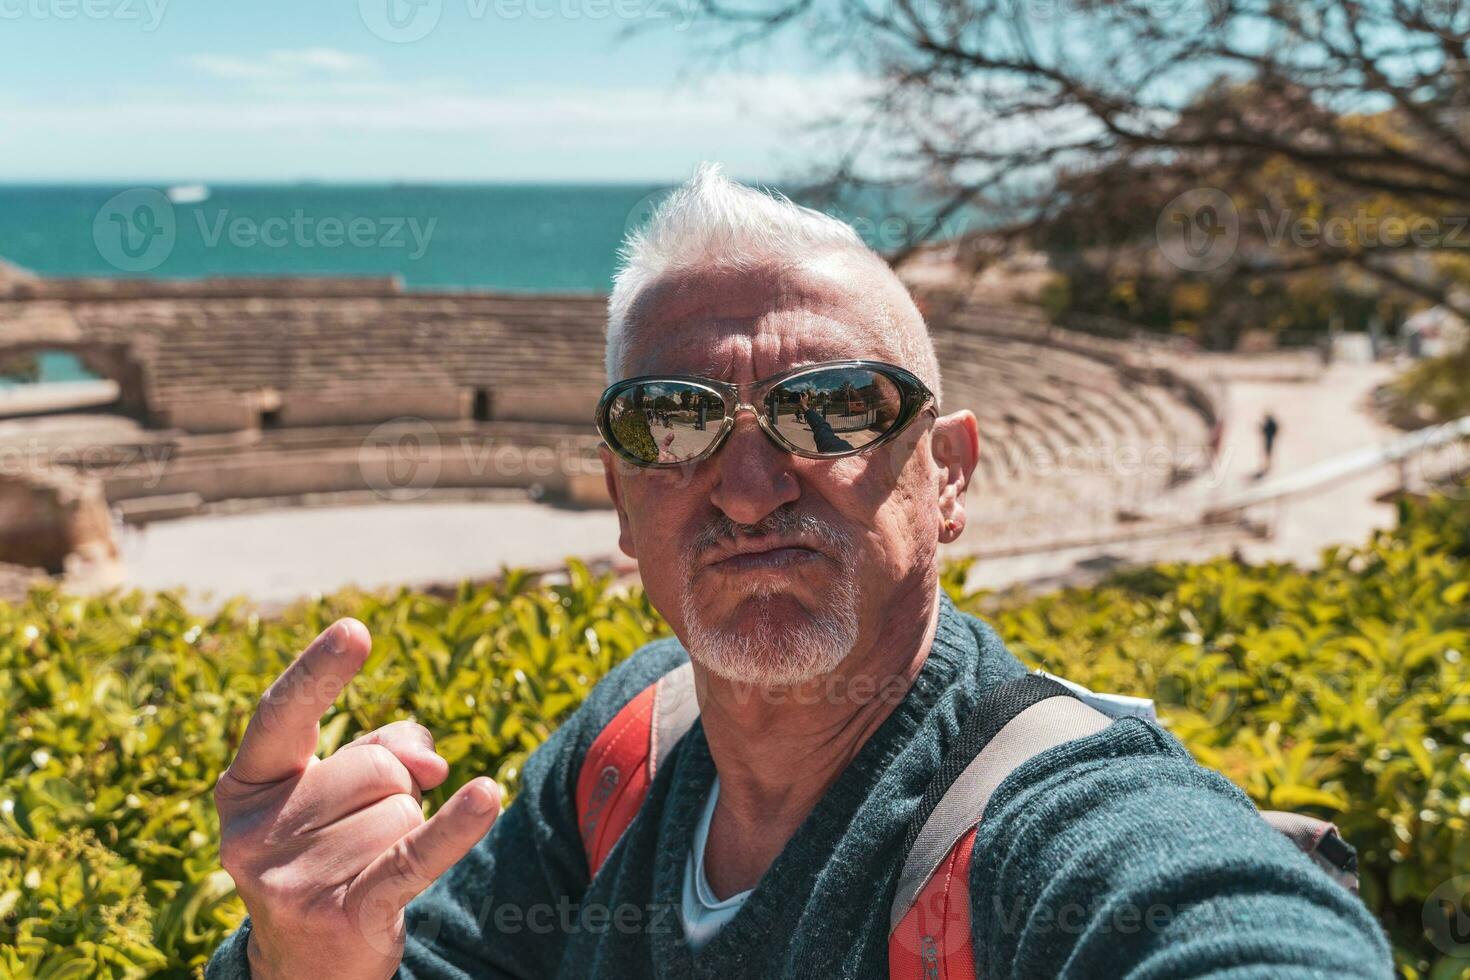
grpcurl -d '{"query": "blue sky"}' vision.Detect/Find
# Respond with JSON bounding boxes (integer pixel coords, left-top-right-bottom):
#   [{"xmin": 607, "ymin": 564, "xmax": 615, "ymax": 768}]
[{"xmin": 0, "ymin": 0, "xmax": 859, "ymax": 181}]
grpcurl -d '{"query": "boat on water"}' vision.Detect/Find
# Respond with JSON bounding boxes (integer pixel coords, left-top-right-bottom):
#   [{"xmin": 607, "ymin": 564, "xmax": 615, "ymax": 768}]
[{"xmin": 166, "ymin": 184, "xmax": 210, "ymax": 205}]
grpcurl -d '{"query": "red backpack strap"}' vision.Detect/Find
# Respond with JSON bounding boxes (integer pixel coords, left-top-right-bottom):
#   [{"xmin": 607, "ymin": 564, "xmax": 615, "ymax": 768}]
[
  {"xmin": 889, "ymin": 676, "xmax": 1110, "ymax": 979},
  {"xmin": 574, "ymin": 661, "xmax": 698, "ymax": 877},
  {"xmin": 888, "ymin": 673, "xmax": 1362, "ymax": 978}
]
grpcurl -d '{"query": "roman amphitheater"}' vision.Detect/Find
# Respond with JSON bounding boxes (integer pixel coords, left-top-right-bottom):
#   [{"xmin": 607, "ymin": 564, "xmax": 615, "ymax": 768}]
[{"xmin": 0, "ymin": 258, "xmax": 1447, "ymax": 603}]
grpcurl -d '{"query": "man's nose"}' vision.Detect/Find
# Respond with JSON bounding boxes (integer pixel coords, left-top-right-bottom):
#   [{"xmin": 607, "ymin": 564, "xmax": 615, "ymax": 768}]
[{"xmin": 708, "ymin": 412, "xmax": 799, "ymax": 525}]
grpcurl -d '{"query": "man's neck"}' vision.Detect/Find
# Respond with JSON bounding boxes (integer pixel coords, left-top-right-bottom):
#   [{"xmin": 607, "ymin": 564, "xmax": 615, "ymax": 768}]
[{"xmin": 692, "ymin": 582, "xmax": 942, "ymax": 898}]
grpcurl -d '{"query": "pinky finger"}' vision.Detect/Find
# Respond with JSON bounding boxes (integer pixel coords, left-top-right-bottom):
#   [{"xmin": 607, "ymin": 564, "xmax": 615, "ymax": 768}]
[{"xmin": 346, "ymin": 777, "xmax": 501, "ymax": 922}]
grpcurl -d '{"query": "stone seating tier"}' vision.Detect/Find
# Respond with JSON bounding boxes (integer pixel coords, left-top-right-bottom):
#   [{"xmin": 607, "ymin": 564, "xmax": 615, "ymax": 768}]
[{"xmin": 0, "ymin": 288, "xmax": 1215, "ymax": 538}]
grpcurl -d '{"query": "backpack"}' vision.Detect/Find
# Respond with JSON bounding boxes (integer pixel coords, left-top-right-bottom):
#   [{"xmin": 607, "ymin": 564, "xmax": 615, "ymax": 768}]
[{"xmin": 573, "ymin": 664, "xmax": 1359, "ymax": 979}]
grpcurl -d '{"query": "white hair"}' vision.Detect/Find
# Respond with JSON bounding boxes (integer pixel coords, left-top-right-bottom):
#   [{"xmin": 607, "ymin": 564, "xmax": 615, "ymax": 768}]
[{"xmin": 606, "ymin": 163, "xmax": 941, "ymax": 400}]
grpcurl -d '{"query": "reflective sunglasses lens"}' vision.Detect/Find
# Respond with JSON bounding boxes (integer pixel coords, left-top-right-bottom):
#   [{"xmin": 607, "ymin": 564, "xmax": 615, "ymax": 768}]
[
  {"xmin": 766, "ymin": 367, "xmax": 904, "ymax": 455},
  {"xmin": 604, "ymin": 382, "xmax": 726, "ymax": 464}
]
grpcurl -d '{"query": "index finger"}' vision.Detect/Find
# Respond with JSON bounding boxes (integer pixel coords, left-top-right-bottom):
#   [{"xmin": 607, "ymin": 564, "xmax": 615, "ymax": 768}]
[{"xmin": 229, "ymin": 618, "xmax": 373, "ymax": 784}]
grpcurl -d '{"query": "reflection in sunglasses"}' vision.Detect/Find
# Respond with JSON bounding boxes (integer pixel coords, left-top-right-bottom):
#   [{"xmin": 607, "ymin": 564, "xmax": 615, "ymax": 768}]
[{"xmin": 597, "ymin": 361, "xmax": 933, "ymax": 468}]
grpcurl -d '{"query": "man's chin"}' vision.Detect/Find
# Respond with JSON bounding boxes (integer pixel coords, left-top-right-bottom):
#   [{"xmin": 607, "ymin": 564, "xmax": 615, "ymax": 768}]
[
  {"xmin": 704, "ymin": 591, "xmax": 818, "ymax": 632},
  {"xmin": 679, "ymin": 591, "xmax": 861, "ymax": 688}
]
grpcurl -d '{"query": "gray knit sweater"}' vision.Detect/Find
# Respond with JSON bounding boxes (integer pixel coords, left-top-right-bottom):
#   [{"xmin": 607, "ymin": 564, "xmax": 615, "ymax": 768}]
[{"xmin": 208, "ymin": 596, "xmax": 1392, "ymax": 978}]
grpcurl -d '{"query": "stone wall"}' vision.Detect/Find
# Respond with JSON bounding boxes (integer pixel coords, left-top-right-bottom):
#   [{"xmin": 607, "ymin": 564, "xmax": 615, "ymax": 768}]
[
  {"xmin": 1, "ymin": 275, "xmax": 404, "ymax": 301},
  {"xmin": 0, "ymin": 466, "xmax": 118, "ymax": 573}
]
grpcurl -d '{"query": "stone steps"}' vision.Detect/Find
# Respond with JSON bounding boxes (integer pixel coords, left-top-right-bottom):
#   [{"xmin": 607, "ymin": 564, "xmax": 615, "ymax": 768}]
[{"xmin": 5, "ymin": 288, "xmax": 1217, "ymax": 531}]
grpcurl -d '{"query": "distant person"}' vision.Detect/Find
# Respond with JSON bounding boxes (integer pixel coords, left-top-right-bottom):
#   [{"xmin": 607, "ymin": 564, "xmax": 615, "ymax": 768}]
[
  {"xmin": 1261, "ymin": 412, "xmax": 1280, "ymax": 472},
  {"xmin": 208, "ymin": 166, "xmax": 1390, "ymax": 980}
]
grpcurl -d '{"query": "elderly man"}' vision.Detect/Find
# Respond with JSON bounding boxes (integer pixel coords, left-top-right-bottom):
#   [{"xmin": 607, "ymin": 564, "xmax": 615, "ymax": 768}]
[{"xmin": 207, "ymin": 166, "xmax": 1390, "ymax": 979}]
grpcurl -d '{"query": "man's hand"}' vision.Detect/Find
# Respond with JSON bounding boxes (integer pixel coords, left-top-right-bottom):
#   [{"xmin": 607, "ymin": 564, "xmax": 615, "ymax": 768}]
[{"xmin": 214, "ymin": 619, "xmax": 501, "ymax": 980}]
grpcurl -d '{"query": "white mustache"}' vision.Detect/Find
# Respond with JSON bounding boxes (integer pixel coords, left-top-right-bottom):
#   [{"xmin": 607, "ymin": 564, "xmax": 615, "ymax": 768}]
[{"xmin": 687, "ymin": 507, "xmax": 852, "ymax": 561}]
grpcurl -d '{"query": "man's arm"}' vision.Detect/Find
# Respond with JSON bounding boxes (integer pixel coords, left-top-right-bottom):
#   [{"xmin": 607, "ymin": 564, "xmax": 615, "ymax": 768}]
[
  {"xmin": 207, "ymin": 638, "xmax": 688, "ymax": 979},
  {"xmin": 207, "ymin": 736, "xmax": 580, "ymax": 980},
  {"xmin": 205, "ymin": 621, "xmax": 502, "ymax": 980},
  {"xmin": 971, "ymin": 718, "xmax": 1392, "ymax": 978},
  {"xmin": 802, "ymin": 408, "xmax": 854, "ymax": 453}
]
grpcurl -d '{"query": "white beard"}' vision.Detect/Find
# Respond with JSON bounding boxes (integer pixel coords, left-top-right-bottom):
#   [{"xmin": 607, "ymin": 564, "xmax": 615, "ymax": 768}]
[{"xmin": 679, "ymin": 574, "xmax": 860, "ymax": 688}]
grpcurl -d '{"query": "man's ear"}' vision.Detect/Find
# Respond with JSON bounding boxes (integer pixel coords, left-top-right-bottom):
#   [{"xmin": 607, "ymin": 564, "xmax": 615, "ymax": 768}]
[
  {"xmin": 931, "ymin": 410, "xmax": 980, "ymax": 542},
  {"xmin": 600, "ymin": 445, "xmax": 638, "ymax": 560}
]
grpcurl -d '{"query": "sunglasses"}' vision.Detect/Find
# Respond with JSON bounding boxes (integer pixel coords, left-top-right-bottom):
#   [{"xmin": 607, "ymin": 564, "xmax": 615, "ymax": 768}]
[{"xmin": 596, "ymin": 359, "xmax": 937, "ymax": 468}]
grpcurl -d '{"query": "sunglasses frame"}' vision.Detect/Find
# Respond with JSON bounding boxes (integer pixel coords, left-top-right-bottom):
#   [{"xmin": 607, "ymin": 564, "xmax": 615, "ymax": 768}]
[{"xmin": 595, "ymin": 359, "xmax": 938, "ymax": 469}]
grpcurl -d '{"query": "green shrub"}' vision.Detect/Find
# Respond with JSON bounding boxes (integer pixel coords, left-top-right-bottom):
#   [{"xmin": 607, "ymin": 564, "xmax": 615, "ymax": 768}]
[
  {"xmin": 1, "ymin": 495, "xmax": 1467, "ymax": 977},
  {"xmin": 0, "ymin": 563, "xmax": 667, "ymax": 977}
]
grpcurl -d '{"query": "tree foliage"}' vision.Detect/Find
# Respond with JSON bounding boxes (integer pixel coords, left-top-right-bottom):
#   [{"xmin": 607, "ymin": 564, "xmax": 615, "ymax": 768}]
[{"xmin": 691, "ymin": 0, "xmax": 1470, "ymax": 343}]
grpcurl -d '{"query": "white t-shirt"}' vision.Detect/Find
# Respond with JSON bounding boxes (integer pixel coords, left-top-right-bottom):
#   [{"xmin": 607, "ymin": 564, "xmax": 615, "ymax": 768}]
[{"xmin": 680, "ymin": 777, "xmax": 752, "ymax": 951}]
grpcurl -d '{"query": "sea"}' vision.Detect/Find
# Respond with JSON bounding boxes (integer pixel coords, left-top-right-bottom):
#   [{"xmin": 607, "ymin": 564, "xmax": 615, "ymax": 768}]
[
  {"xmin": 0, "ymin": 184, "xmax": 671, "ymax": 292},
  {"xmin": 0, "ymin": 182, "xmax": 964, "ymax": 291},
  {"xmin": 0, "ymin": 182, "xmax": 967, "ymax": 385}
]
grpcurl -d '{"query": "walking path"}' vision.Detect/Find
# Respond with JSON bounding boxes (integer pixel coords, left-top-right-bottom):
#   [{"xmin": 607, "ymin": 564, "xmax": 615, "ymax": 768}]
[
  {"xmin": 115, "ymin": 500, "xmax": 624, "ymax": 608},
  {"xmin": 1197, "ymin": 360, "xmax": 1402, "ymax": 566},
  {"xmin": 957, "ymin": 358, "xmax": 1408, "ymax": 590}
]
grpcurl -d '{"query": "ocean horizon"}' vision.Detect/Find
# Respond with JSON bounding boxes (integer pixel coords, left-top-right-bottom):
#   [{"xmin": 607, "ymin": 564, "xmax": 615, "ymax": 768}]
[{"xmin": 0, "ymin": 182, "xmax": 967, "ymax": 294}]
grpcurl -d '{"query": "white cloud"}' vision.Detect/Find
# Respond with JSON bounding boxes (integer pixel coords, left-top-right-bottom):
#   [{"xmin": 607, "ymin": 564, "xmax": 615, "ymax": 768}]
[
  {"xmin": 2, "ymin": 71, "xmax": 870, "ymax": 133},
  {"xmin": 0, "ymin": 71, "xmax": 874, "ymax": 180},
  {"xmin": 183, "ymin": 48, "xmax": 376, "ymax": 82}
]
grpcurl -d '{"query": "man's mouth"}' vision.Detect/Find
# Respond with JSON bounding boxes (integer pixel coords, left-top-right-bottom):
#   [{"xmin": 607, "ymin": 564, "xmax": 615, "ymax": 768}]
[
  {"xmin": 701, "ymin": 537, "xmax": 826, "ymax": 574},
  {"xmin": 707, "ymin": 545, "xmax": 822, "ymax": 574}
]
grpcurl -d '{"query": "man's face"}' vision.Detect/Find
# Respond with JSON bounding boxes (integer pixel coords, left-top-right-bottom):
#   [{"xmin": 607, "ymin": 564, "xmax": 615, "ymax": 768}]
[{"xmin": 604, "ymin": 255, "xmax": 967, "ymax": 687}]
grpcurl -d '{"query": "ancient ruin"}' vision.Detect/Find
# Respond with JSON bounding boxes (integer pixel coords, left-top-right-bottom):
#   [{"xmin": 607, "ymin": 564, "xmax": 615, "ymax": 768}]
[{"xmin": 0, "ymin": 267, "xmax": 1220, "ymax": 583}]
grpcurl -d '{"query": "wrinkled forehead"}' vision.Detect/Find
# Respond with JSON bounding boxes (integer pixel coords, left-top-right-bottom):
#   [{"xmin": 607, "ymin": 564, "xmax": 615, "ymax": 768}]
[{"xmin": 620, "ymin": 257, "xmax": 906, "ymax": 382}]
